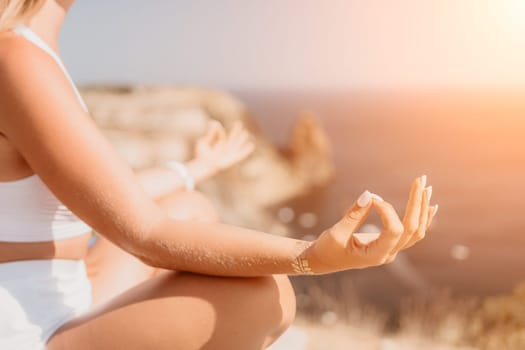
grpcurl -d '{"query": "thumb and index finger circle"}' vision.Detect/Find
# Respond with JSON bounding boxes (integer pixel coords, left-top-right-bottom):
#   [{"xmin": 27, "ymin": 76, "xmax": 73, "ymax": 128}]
[
  {"xmin": 369, "ymin": 199, "xmax": 404, "ymax": 254},
  {"xmin": 334, "ymin": 190, "xmax": 382, "ymax": 246}
]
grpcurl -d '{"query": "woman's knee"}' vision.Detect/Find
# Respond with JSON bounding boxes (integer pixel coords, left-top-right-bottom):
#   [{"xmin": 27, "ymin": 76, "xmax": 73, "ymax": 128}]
[
  {"xmin": 156, "ymin": 190, "xmax": 219, "ymax": 222},
  {"xmin": 163, "ymin": 272, "xmax": 296, "ymax": 347},
  {"xmin": 264, "ymin": 274, "xmax": 296, "ymax": 345},
  {"xmin": 173, "ymin": 272, "xmax": 294, "ymax": 321},
  {"xmin": 208, "ymin": 273, "xmax": 296, "ymax": 346}
]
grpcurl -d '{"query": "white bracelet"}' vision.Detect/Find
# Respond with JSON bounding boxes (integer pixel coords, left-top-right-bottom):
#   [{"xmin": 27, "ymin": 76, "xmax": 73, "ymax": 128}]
[{"xmin": 164, "ymin": 161, "xmax": 195, "ymax": 192}]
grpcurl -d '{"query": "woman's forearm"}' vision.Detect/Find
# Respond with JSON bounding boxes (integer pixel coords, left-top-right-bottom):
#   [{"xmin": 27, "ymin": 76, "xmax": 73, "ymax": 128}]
[
  {"xmin": 133, "ymin": 215, "xmax": 312, "ymax": 277},
  {"xmin": 136, "ymin": 159, "xmax": 217, "ymax": 199}
]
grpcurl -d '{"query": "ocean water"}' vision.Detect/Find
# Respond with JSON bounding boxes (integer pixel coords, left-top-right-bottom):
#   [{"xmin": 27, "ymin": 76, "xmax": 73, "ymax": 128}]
[{"xmin": 236, "ymin": 89, "xmax": 525, "ymax": 299}]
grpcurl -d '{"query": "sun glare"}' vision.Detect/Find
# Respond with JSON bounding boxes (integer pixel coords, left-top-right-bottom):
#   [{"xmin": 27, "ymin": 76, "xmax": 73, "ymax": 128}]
[{"xmin": 492, "ymin": 0, "xmax": 525, "ymax": 41}]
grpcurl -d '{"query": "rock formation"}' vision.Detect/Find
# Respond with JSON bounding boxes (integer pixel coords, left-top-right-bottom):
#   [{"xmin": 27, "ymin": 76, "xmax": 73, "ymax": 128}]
[{"xmin": 81, "ymin": 86, "xmax": 334, "ymax": 234}]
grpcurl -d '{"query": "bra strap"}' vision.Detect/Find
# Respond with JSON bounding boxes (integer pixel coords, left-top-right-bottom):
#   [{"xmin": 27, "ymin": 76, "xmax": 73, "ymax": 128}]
[{"xmin": 11, "ymin": 24, "xmax": 89, "ymax": 112}]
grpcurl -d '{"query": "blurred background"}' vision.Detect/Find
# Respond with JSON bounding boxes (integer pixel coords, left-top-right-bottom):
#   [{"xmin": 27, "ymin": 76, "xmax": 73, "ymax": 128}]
[{"xmin": 61, "ymin": 1, "xmax": 525, "ymax": 349}]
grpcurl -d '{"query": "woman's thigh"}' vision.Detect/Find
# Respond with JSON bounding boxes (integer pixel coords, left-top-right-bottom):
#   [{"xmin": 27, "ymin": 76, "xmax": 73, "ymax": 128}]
[{"xmin": 47, "ymin": 272, "xmax": 296, "ymax": 350}]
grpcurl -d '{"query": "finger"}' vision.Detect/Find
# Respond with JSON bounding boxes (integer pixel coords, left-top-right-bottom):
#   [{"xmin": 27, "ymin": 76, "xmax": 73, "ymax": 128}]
[
  {"xmin": 231, "ymin": 130, "xmax": 251, "ymax": 149},
  {"xmin": 402, "ymin": 175, "xmax": 426, "ymax": 229},
  {"xmin": 208, "ymin": 120, "xmax": 226, "ymax": 145},
  {"xmin": 215, "ymin": 121, "xmax": 227, "ymax": 144},
  {"xmin": 427, "ymin": 204, "xmax": 439, "ymax": 229},
  {"xmin": 395, "ymin": 176, "xmax": 426, "ymax": 249},
  {"xmin": 227, "ymin": 142, "xmax": 255, "ymax": 166},
  {"xmin": 365, "ymin": 199, "xmax": 404, "ymax": 256},
  {"xmin": 427, "ymin": 204, "xmax": 439, "ymax": 231},
  {"xmin": 418, "ymin": 186, "xmax": 432, "ymax": 234},
  {"xmin": 332, "ymin": 191, "xmax": 375, "ymax": 247},
  {"xmin": 227, "ymin": 121, "xmax": 243, "ymax": 143},
  {"xmin": 202, "ymin": 120, "xmax": 224, "ymax": 145},
  {"xmin": 198, "ymin": 125, "xmax": 215, "ymax": 146},
  {"xmin": 238, "ymin": 142, "xmax": 255, "ymax": 159},
  {"xmin": 402, "ymin": 186, "xmax": 431, "ymax": 249},
  {"xmin": 225, "ymin": 130, "xmax": 253, "ymax": 160},
  {"xmin": 404, "ymin": 203, "xmax": 438, "ymax": 249}
]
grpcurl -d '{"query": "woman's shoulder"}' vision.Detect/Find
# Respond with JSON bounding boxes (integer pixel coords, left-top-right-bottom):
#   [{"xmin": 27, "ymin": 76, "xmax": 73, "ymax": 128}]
[
  {"xmin": 0, "ymin": 32, "xmax": 69, "ymax": 134},
  {"xmin": 0, "ymin": 31, "xmax": 56, "ymax": 82},
  {"xmin": 0, "ymin": 33, "xmax": 67, "ymax": 110}
]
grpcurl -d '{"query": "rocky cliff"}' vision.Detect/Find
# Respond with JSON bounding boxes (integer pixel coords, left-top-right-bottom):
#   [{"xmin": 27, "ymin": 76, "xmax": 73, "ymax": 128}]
[{"xmin": 81, "ymin": 85, "xmax": 335, "ymax": 233}]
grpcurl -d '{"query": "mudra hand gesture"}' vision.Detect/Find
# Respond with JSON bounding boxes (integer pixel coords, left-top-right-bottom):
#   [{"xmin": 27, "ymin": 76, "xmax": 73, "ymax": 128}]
[
  {"xmin": 304, "ymin": 175, "xmax": 438, "ymax": 274},
  {"xmin": 193, "ymin": 119, "xmax": 255, "ymax": 173}
]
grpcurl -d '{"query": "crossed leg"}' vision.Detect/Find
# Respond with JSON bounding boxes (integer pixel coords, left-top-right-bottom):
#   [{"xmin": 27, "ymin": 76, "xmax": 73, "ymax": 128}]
[
  {"xmin": 47, "ymin": 190, "xmax": 296, "ymax": 350},
  {"xmin": 85, "ymin": 190, "xmax": 221, "ymax": 306}
]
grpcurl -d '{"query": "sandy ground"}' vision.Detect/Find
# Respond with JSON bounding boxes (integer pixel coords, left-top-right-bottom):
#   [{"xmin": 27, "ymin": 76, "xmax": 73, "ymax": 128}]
[{"xmin": 269, "ymin": 319, "xmax": 479, "ymax": 350}]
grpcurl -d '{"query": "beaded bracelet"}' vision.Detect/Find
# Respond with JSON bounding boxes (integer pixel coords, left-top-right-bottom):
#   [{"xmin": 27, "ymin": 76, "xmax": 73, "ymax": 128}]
[{"xmin": 164, "ymin": 161, "xmax": 195, "ymax": 192}]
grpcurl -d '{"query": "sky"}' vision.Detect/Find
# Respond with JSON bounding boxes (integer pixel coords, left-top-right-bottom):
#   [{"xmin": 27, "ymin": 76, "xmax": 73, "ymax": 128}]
[{"xmin": 59, "ymin": 0, "xmax": 525, "ymax": 90}]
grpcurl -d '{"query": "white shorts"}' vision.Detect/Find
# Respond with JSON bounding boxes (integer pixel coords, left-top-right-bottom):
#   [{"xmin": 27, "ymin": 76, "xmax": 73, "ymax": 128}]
[{"xmin": 0, "ymin": 259, "xmax": 92, "ymax": 350}]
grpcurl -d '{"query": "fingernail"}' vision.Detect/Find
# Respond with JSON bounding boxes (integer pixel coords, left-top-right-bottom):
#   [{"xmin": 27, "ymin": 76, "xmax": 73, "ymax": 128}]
[
  {"xmin": 434, "ymin": 204, "xmax": 439, "ymax": 215},
  {"xmin": 421, "ymin": 175, "xmax": 427, "ymax": 187},
  {"xmin": 357, "ymin": 190, "xmax": 372, "ymax": 208},
  {"xmin": 370, "ymin": 193, "xmax": 384, "ymax": 202},
  {"xmin": 426, "ymin": 186, "xmax": 433, "ymax": 200}
]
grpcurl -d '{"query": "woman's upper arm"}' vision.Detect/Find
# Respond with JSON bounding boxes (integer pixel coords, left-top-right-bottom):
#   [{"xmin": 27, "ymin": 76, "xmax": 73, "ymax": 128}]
[{"xmin": 0, "ymin": 40, "xmax": 163, "ymax": 250}]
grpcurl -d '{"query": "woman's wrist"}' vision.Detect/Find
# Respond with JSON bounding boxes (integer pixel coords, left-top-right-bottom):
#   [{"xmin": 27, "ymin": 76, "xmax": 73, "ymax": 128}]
[
  {"xmin": 162, "ymin": 158, "xmax": 218, "ymax": 192},
  {"xmin": 185, "ymin": 158, "xmax": 219, "ymax": 183},
  {"xmin": 300, "ymin": 233, "xmax": 340, "ymax": 275},
  {"xmin": 164, "ymin": 161, "xmax": 195, "ymax": 191},
  {"xmin": 290, "ymin": 240, "xmax": 316, "ymax": 275}
]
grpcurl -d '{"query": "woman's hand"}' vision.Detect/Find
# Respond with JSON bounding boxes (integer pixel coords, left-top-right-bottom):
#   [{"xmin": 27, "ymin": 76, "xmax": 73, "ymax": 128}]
[
  {"xmin": 139, "ymin": 120, "xmax": 254, "ymax": 197},
  {"xmin": 193, "ymin": 120, "xmax": 255, "ymax": 174},
  {"xmin": 304, "ymin": 176, "xmax": 438, "ymax": 274}
]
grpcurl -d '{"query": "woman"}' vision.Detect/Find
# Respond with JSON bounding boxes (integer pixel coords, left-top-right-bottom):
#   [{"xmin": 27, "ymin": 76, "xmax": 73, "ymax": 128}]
[{"xmin": 0, "ymin": 0, "xmax": 438, "ymax": 349}]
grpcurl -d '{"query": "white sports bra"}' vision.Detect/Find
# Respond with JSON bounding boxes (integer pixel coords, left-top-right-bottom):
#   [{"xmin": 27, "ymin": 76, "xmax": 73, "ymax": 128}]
[{"xmin": 0, "ymin": 24, "xmax": 92, "ymax": 242}]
